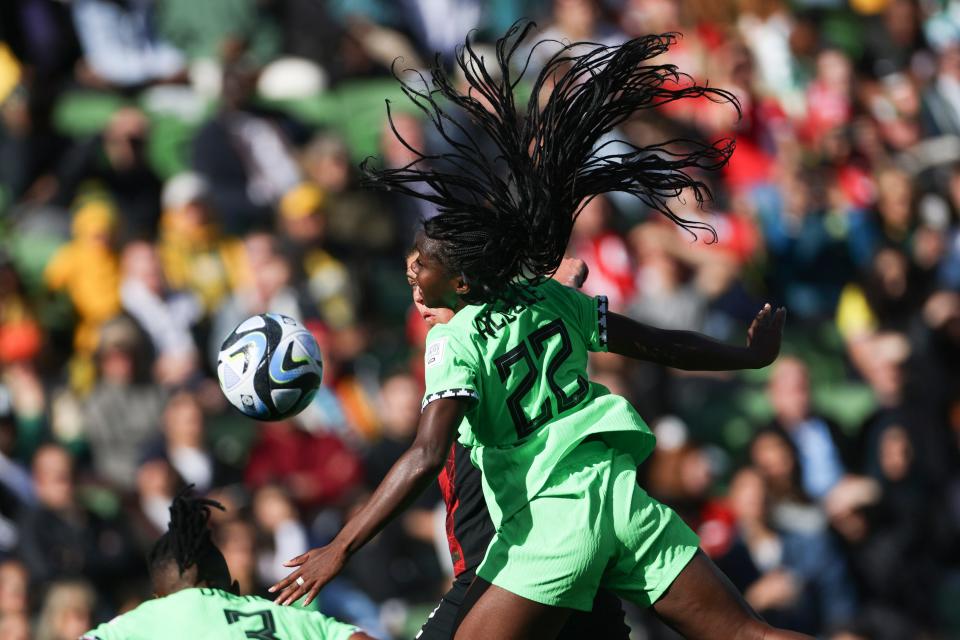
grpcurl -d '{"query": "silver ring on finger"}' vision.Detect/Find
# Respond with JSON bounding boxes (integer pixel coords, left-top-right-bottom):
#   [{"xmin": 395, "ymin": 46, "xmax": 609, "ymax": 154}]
[{"xmin": 296, "ymin": 576, "xmax": 305, "ymax": 587}]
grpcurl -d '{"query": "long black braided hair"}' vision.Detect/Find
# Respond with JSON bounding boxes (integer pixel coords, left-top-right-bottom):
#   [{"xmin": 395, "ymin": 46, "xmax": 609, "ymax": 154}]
[
  {"xmin": 362, "ymin": 21, "xmax": 739, "ymax": 305},
  {"xmin": 147, "ymin": 487, "xmax": 230, "ymax": 588}
]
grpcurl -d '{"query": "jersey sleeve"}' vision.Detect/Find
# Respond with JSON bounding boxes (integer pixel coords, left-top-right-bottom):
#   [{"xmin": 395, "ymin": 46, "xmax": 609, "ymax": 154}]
[
  {"xmin": 422, "ymin": 324, "xmax": 480, "ymax": 410},
  {"xmin": 549, "ymin": 280, "xmax": 609, "ymax": 353}
]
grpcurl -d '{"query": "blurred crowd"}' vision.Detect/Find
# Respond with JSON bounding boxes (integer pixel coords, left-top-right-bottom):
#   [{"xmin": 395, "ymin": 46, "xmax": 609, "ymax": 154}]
[{"xmin": 1, "ymin": 0, "xmax": 960, "ymax": 638}]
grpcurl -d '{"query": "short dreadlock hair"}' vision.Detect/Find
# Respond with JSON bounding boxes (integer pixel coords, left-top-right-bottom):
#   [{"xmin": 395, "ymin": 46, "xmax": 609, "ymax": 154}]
[
  {"xmin": 362, "ymin": 21, "xmax": 739, "ymax": 305},
  {"xmin": 147, "ymin": 487, "xmax": 230, "ymax": 590}
]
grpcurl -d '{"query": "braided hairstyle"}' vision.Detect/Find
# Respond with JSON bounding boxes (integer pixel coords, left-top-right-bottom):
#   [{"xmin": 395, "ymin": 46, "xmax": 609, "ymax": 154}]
[
  {"xmin": 363, "ymin": 21, "xmax": 739, "ymax": 305},
  {"xmin": 147, "ymin": 487, "xmax": 229, "ymax": 588}
]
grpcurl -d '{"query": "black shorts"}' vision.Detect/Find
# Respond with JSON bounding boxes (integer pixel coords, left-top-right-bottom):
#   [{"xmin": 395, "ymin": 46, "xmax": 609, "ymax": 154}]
[{"xmin": 416, "ymin": 571, "xmax": 630, "ymax": 639}]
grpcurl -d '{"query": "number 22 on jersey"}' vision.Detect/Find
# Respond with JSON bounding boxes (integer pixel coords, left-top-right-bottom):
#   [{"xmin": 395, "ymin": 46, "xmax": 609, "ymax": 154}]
[{"xmin": 494, "ymin": 318, "xmax": 588, "ymax": 438}]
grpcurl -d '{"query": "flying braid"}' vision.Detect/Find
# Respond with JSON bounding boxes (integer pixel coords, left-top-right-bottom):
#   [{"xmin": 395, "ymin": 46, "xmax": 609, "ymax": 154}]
[{"xmin": 363, "ymin": 20, "xmax": 739, "ymax": 304}]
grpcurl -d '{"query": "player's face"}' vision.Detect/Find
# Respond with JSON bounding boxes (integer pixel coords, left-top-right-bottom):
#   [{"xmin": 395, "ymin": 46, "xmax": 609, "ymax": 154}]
[
  {"xmin": 406, "ymin": 252, "xmax": 455, "ymax": 327},
  {"xmin": 410, "ymin": 238, "xmax": 463, "ymax": 310}
]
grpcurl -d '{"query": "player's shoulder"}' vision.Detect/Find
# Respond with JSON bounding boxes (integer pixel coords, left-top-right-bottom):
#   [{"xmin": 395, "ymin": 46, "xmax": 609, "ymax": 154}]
[
  {"xmin": 424, "ymin": 323, "xmax": 468, "ymax": 372},
  {"xmin": 536, "ymin": 278, "xmax": 570, "ymax": 300},
  {"xmin": 534, "ymin": 277, "xmax": 593, "ymax": 313},
  {"xmin": 425, "ymin": 313, "xmax": 476, "ymax": 351}
]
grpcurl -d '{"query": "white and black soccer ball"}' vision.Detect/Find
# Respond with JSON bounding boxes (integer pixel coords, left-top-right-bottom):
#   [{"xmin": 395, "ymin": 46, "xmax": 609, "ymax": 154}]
[{"xmin": 217, "ymin": 313, "xmax": 323, "ymax": 421}]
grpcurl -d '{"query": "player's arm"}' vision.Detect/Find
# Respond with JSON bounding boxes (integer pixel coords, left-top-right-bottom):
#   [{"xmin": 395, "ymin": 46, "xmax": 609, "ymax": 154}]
[
  {"xmin": 607, "ymin": 303, "xmax": 786, "ymax": 370},
  {"xmin": 269, "ymin": 397, "xmax": 465, "ymax": 607}
]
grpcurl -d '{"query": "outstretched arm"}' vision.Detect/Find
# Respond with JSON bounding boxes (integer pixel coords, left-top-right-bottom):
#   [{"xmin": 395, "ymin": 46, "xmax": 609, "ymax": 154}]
[
  {"xmin": 607, "ymin": 303, "xmax": 786, "ymax": 370},
  {"xmin": 269, "ymin": 398, "xmax": 466, "ymax": 606}
]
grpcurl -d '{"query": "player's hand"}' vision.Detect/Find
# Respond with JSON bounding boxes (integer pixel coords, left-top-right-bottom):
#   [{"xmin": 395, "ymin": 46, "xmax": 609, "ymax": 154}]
[
  {"xmin": 553, "ymin": 257, "xmax": 589, "ymax": 289},
  {"xmin": 745, "ymin": 303, "xmax": 786, "ymax": 368},
  {"xmin": 269, "ymin": 543, "xmax": 347, "ymax": 607}
]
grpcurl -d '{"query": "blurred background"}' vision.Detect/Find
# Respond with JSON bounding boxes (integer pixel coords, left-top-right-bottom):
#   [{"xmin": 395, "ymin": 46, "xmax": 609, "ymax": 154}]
[{"xmin": 1, "ymin": 0, "xmax": 959, "ymax": 638}]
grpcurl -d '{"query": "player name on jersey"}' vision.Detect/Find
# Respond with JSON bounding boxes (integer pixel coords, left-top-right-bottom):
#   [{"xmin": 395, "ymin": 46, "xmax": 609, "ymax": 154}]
[{"xmin": 472, "ymin": 285, "xmax": 546, "ymax": 339}]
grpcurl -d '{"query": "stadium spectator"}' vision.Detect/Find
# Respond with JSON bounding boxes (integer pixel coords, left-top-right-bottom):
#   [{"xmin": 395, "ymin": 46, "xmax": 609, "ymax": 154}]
[
  {"xmin": 0, "ymin": 559, "xmax": 29, "ymax": 619},
  {"xmin": 213, "ymin": 518, "xmax": 258, "ymax": 596},
  {"xmin": 82, "ymin": 316, "xmax": 166, "ymax": 491},
  {"xmin": 18, "ymin": 445, "xmax": 140, "ymax": 598},
  {"xmin": 44, "ymin": 200, "xmax": 121, "ymax": 359},
  {"xmin": 0, "ymin": 611, "xmax": 29, "ymax": 640},
  {"xmin": 126, "ymin": 455, "xmax": 179, "ymax": 551},
  {"xmin": 300, "ymin": 132, "xmax": 394, "ymax": 256},
  {"xmin": 119, "ymin": 241, "xmax": 202, "ymax": 386},
  {"xmin": 725, "ymin": 466, "xmax": 857, "ymax": 634},
  {"xmin": 192, "ymin": 63, "xmax": 303, "ymax": 234},
  {"xmin": 244, "ymin": 419, "xmax": 363, "ymax": 512},
  {"xmin": 570, "ymin": 194, "xmax": 635, "ymax": 312},
  {"xmin": 278, "ymin": 182, "xmax": 357, "ymax": 329},
  {"xmin": 0, "ymin": 256, "xmax": 42, "ymax": 365},
  {"xmin": 766, "ymin": 356, "xmax": 850, "ymax": 500},
  {"xmin": 71, "ymin": 0, "xmax": 185, "ymax": 90},
  {"xmin": 251, "ymin": 484, "xmax": 310, "ymax": 587},
  {"xmin": 156, "ymin": 172, "xmax": 245, "ymax": 315},
  {"xmin": 156, "ymin": 390, "xmax": 220, "ymax": 493},
  {"xmin": 50, "ymin": 108, "xmax": 162, "ymax": 242},
  {"xmin": 35, "ymin": 579, "xmax": 95, "ymax": 640}
]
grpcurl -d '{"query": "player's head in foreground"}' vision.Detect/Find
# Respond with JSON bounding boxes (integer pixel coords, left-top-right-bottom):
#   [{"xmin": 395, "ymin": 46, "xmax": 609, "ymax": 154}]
[
  {"xmin": 406, "ymin": 248, "xmax": 588, "ymax": 328},
  {"xmin": 147, "ymin": 488, "xmax": 237, "ymax": 597},
  {"xmin": 367, "ymin": 21, "xmax": 738, "ymax": 312},
  {"xmin": 406, "ymin": 248, "xmax": 455, "ymax": 328}
]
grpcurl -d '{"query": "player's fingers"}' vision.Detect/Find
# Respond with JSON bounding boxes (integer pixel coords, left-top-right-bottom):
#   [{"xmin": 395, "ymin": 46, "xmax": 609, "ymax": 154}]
[
  {"xmin": 280, "ymin": 582, "xmax": 305, "ymax": 607},
  {"xmin": 272, "ymin": 579, "xmax": 298, "ymax": 603},
  {"xmin": 268, "ymin": 571, "xmax": 299, "ymax": 594},
  {"xmin": 302, "ymin": 585, "xmax": 321, "ymax": 608},
  {"xmin": 283, "ymin": 552, "xmax": 309, "ymax": 567},
  {"xmin": 773, "ymin": 307, "xmax": 787, "ymax": 329},
  {"xmin": 575, "ymin": 261, "xmax": 589, "ymax": 288},
  {"xmin": 770, "ymin": 307, "xmax": 787, "ymax": 332},
  {"xmin": 272, "ymin": 583, "xmax": 292, "ymax": 604},
  {"xmin": 762, "ymin": 304, "xmax": 777, "ymax": 327}
]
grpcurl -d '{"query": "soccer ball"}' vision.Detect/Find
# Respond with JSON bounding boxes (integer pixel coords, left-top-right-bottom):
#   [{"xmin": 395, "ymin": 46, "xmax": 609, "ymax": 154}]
[{"xmin": 217, "ymin": 313, "xmax": 323, "ymax": 421}]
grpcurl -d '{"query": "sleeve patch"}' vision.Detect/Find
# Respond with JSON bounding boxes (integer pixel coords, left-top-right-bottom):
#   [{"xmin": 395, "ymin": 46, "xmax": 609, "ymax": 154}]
[
  {"xmin": 422, "ymin": 388, "xmax": 479, "ymax": 410},
  {"xmin": 597, "ymin": 295, "xmax": 608, "ymax": 347},
  {"xmin": 425, "ymin": 337, "xmax": 448, "ymax": 368}
]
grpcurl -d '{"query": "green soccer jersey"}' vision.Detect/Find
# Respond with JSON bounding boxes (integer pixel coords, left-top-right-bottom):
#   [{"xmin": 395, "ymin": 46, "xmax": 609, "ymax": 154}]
[
  {"xmin": 422, "ymin": 278, "xmax": 655, "ymax": 527},
  {"xmin": 81, "ymin": 588, "xmax": 359, "ymax": 640}
]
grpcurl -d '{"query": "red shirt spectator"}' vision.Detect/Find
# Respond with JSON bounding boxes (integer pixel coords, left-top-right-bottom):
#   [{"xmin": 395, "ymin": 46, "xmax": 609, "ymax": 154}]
[{"xmin": 245, "ymin": 421, "xmax": 364, "ymax": 510}]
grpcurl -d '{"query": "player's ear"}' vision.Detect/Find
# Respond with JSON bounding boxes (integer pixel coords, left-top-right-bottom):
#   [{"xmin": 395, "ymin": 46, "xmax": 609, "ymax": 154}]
[{"xmin": 453, "ymin": 274, "xmax": 470, "ymax": 296}]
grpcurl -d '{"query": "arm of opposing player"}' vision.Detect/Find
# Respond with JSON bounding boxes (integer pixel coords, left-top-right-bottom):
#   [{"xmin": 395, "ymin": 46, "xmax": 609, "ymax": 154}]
[
  {"xmin": 269, "ymin": 397, "xmax": 465, "ymax": 607},
  {"xmin": 606, "ymin": 304, "xmax": 786, "ymax": 370}
]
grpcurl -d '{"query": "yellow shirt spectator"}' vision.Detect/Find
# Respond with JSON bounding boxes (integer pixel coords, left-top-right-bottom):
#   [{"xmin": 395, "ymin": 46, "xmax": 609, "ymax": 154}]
[{"xmin": 44, "ymin": 201, "xmax": 121, "ymax": 355}]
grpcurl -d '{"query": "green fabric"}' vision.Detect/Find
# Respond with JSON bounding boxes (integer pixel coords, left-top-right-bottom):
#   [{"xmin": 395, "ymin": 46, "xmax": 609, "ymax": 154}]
[
  {"xmin": 82, "ymin": 588, "xmax": 358, "ymax": 640},
  {"xmin": 261, "ymin": 78, "xmax": 416, "ymax": 162},
  {"xmin": 145, "ymin": 113, "xmax": 198, "ymax": 179},
  {"xmin": 478, "ymin": 439, "xmax": 699, "ymax": 610},
  {"xmin": 422, "ymin": 279, "xmax": 654, "ymax": 527},
  {"xmin": 52, "ymin": 91, "xmax": 129, "ymax": 137},
  {"xmin": 157, "ymin": 0, "xmax": 280, "ymax": 64}
]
